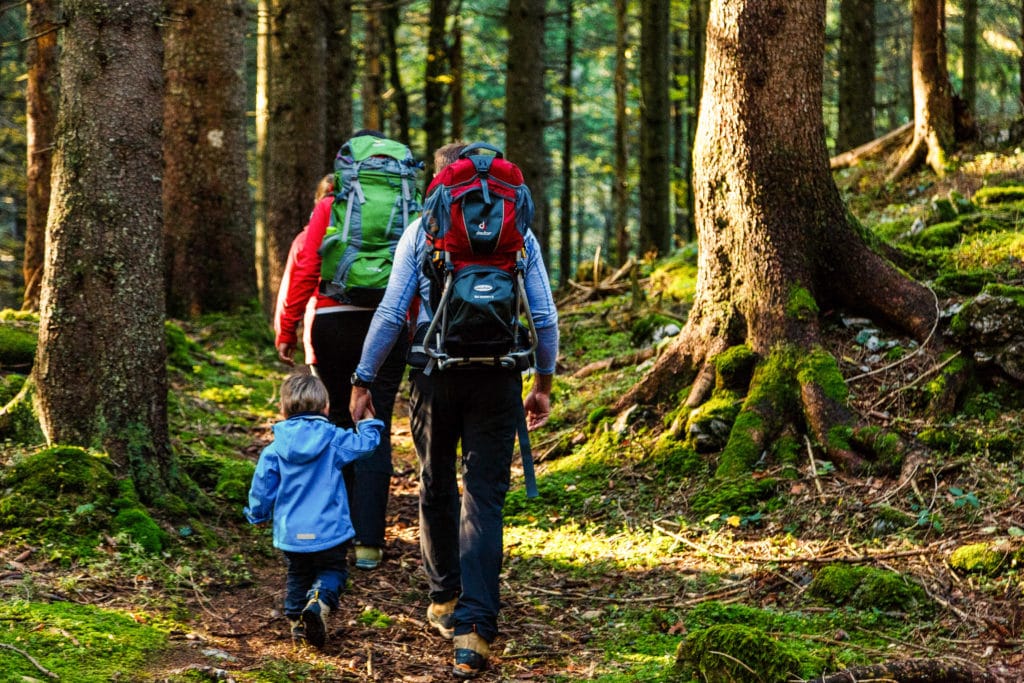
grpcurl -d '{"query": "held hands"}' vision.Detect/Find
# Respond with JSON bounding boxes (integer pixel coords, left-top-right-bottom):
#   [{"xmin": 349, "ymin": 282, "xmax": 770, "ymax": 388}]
[
  {"xmin": 349, "ymin": 386, "xmax": 376, "ymax": 421},
  {"xmin": 276, "ymin": 342, "xmax": 295, "ymax": 366}
]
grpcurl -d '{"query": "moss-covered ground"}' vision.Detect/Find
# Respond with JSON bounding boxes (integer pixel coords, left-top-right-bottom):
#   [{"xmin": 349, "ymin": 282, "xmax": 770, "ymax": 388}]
[{"xmin": 0, "ymin": 150, "xmax": 1023, "ymax": 681}]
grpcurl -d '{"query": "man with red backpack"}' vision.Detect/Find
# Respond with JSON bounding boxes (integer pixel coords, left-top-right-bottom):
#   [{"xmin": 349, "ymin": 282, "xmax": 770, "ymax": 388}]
[{"xmin": 349, "ymin": 142, "xmax": 558, "ymax": 679}]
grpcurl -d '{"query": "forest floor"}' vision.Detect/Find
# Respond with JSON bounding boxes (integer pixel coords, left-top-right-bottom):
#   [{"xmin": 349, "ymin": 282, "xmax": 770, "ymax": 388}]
[{"xmin": 3, "ymin": 139, "xmax": 1024, "ymax": 682}]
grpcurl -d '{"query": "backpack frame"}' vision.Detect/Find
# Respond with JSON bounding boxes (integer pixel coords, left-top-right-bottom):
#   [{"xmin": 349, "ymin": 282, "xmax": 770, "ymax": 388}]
[{"xmin": 418, "ymin": 143, "xmax": 538, "ymax": 371}]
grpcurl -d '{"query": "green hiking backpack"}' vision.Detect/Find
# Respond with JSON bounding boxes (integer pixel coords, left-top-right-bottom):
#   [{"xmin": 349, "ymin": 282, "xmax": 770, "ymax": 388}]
[{"xmin": 318, "ymin": 135, "xmax": 422, "ymax": 306}]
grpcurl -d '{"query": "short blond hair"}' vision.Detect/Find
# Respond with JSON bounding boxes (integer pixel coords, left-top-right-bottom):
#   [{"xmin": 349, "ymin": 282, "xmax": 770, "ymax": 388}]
[{"xmin": 280, "ymin": 368, "xmax": 329, "ymax": 417}]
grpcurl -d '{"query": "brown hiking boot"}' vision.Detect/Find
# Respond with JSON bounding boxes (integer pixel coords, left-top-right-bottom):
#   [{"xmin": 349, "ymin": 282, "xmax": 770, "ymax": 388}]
[
  {"xmin": 426, "ymin": 598, "xmax": 457, "ymax": 639},
  {"xmin": 452, "ymin": 632, "xmax": 490, "ymax": 679}
]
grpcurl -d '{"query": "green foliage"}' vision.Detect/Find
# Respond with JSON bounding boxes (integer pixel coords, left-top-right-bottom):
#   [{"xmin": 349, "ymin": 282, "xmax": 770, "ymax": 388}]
[{"xmin": 358, "ymin": 607, "xmax": 394, "ymax": 629}]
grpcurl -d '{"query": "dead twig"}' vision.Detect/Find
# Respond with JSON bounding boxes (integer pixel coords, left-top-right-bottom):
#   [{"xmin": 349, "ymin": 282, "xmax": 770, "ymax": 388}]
[{"xmin": 0, "ymin": 643, "xmax": 59, "ymax": 679}]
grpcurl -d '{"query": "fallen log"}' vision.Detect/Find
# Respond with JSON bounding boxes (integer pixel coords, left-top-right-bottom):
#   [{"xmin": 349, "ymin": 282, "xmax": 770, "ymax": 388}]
[
  {"xmin": 805, "ymin": 658, "xmax": 995, "ymax": 683},
  {"xmin": 830, "ymin": 122, "xmax": 913, "ymax": 170}
]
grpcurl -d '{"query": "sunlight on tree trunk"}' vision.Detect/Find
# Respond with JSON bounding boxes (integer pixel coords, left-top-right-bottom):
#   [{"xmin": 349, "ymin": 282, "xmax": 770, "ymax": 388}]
[{"xmin": 619, "ymin": 0, "xmax": 943, "ymax": 476}]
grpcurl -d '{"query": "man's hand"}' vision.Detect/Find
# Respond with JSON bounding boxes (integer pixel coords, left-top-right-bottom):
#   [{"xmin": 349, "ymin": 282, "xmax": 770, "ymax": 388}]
[
  {"xmin": 349, "ymin": 386, "xmax": 376, "ymax": 421},
  {"xmin": 276, "ymin": 342, "xmax": 295, "ymax": 366},
  {"xmin": 524, "ymin": 373, "xmax": 553, "ymax": 431}
]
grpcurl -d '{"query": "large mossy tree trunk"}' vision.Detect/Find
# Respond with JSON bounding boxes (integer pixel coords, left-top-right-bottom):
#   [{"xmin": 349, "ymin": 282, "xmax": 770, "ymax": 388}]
[
  {"xmin": 619, "ymin": 0, "xmax": 941, "ymax": 475},
  {"xmin": 163, "ymin": 0, "xmax": 255, "ymax": 318},
  {"xmin": 33, "ymin": 0, "xmax": 174, "ymax": 501}
]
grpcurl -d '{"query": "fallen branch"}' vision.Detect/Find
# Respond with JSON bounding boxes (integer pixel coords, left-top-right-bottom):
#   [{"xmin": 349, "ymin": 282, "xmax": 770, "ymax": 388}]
[
  {"xmin": 830, "ymin": 122, "xmax": 913, "ymax": 170},
  {"xmin": 0, "ymin": 643, "xmax": 59, "ymax": 679},
  {"xmin": 804, "ymin": 657, "xmax": 994, "ymax": 683},
  {"xmin": 572, "ymin": 348, "xmax": 655, "ymax": 378}
]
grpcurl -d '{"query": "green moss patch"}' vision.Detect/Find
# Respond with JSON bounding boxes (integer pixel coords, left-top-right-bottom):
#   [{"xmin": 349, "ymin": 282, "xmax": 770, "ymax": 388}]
[
  {"xmin": 0, "ymin": 600, "xmax": 169, "ymax": 681},
  {"xmin": 808, "ymin": 564, "xmax": 930, "ymax": 612},
  {"xmin": 675, "ymin": 623, "xmax": 802, "ymax": 683},
  {"xmin": 948, "ymin": 542, "xmax": 1020, "ymax": 576}
]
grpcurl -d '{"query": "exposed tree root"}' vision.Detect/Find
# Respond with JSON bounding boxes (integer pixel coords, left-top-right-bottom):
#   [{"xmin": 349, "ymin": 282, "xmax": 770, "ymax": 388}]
[
  {"xmin": 830, "ymin": 121, "xmax": 913, "ymax": 170},
  {"xmin": 0, "ymin": 375, "xmax": 34, "ymax": 439},
  {"xmin": 804, "ymin": 657, "xmax": 995, "ymax": 683}
]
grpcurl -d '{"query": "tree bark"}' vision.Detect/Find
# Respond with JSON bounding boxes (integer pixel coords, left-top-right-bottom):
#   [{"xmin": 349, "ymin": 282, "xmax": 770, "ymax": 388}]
[
  {"xmin": 639, "ymin": 0, "xmax": 671, "ymax": 257},
  {"xmin": 559, "ymin": 0, "xmax": 574, "ymax": 289},
  {"xmin": 361, "ymin": 8, "xmax": 384, "ymax": 132},
  {"xmin": 22, "ymin": 0, "xmax": 59, "ymax": 312},
  {"xmin": 613, "ymin": 0, "xmax": 630, "ymax": 266},
  {"xmin": 424, "ymin": 0, "xmax": 450, "ymax": 179},
  {"xmin": 618, "ymin": 0, "xmax": 940, "ymax": 475},
  {"xmin": 383, "ymin": 2, "xmax": 410, "ymax": 145},
  {"xmin": 836, "ymin": 0, "xmax": 875, "ymax": 152},
  {"xmin": 262, "ymin": 0, "xmax": 327, "ymax": 317},
  {"xmin": 33, "ymin": 0, "xmax": 174, "ymax": 500},
  {"xmin": 506, "ymin": 0, "xmax": 551, "ymax": 262},
  {"xmin": 962, "ymin": 0, "xmax": 977, "ymax": 111},
  {"xmin": 449, "ymin": 4, "xmax": 464, "ymax": 141},
  {"xmin": 163, "ymin": 0, "xmax": 255, "ymax": 318},
  {"xmin": 324, "ymin": 0, "xmax": 354, "ymax": 165},
  {"xmin": 889, "ymin": 0, "xmax": 954, "ymax": 181}
]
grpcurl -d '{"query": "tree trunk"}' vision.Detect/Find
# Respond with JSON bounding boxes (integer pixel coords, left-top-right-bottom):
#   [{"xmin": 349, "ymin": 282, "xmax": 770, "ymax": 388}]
[
  {"xmin": 262, "ymin": 0, "xmax": 326, "ymax": 317},
  {"xmin": 889, "ymin": 0, "xmax": 954, "ymax": 181},
  {"xmin": 559, "ymin": 0, "xmax": 575, "ymax": 289},
  {"xmin": 613, "ymin": 0, "xmax": 630, "ymax": 266},
  {"xmin": 836, "ymin": 0, "xmax": 875, "ymax": 152},
  {"xmin": 962, "ymin": 0, "xmax": 977, "ymax": 112},
  {"xmin": 33, "ymin": 0, "xmax": 174, "ymax": 500},
  {"xmin": 361, "ymin": 8, "xmax": 384, "ymax": 132},
  {"xmin": 619, "ymin": 0, "xmax": 940, "ymax": 476},
  {"xmin": 684, "ymin": 0, "xmax": 709, "ymax": 245},
  {"xmin": 671, "ymin": 21, "xmax": 688, "ymax": 243},
  {"xmin": 22, "ymin": 0, "xmax": 58, "ymax": 312},
  {"xmin": 324, "ymin": 0, "xmax": 354, "ymax": 165},
  {"xmin": 383, "ymin": 2, "xmax": 410, "ymax": 145},
  {"xmin": 639, "ymin": 0, "xmax": 671, "ymax": 257},
  {"xmin": 450, "ymin": 5, "xmax": 464, "ymax": 141},
  {"xmin": 163, "ymin": 0, "xmax": 255, "ymax": 318},
  {"xmin": 506, "ymin": 0, "xmax": 550, "ymax": 262},
  {"xmin": 424, "ymin": 0, "xmax": 450, "ymax": 179}
]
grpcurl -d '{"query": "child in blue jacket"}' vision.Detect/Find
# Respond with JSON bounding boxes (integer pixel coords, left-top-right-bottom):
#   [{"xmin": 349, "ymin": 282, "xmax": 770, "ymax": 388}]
[{"xmin": 244, "ymin": 368, "xmax": 385, "ymax": 648}]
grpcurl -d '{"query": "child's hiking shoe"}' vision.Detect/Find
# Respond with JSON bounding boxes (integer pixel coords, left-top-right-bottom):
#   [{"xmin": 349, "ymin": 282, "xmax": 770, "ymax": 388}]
[
  {"xmin": 426, "ymin": 598, "xmax": 457, "ymax": 639},
  {"xmin": 289, "ymin": 619, "xmax": 306, "ymax": 644},
  {"xmin": 354, "ymin": 545, "xmax": 383, "ymax": 570},
  {"xmin": 301, "ymin": 595, "xmax": 330, "ymax": 648},
  {"xmin": 452, "ymin": 632, "xmax": 489, "ymax": 679}
]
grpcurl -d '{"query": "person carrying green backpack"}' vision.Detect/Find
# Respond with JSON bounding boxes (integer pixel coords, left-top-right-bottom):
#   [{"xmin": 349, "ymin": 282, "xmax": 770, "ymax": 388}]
[{"xmin": 275, "ymin": 129, "xmax": 422, "ymax": 571}]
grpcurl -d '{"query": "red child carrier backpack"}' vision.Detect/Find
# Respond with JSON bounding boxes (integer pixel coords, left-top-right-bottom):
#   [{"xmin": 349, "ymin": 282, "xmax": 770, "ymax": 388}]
[{"xmin": 418, "ymin": 142, "xmax": 538, "ymax": 371}]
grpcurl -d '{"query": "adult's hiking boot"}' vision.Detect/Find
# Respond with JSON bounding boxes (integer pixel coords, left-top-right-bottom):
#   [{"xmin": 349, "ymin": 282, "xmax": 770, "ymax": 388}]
[
  {"xmin": 354, "ymin": 545, "xmax": 383, "ymax": 570},
  {"xmin": 301, "ymin": 593, "xmax": 330, "ymax": 648},
  {"xmin": 452, "ymin": 632, "xmax": 490, "ymax": 679},
  {"xmin": 289, "ymin": 619, "xmax": 306, "ymax": 645},
  {"xmin": 426, "ymin": 598, "xmax": 457, "ymax": 639}
]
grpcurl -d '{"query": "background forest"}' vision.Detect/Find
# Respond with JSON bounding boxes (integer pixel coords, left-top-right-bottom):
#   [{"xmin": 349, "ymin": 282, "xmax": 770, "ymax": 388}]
[{"xmin": 0, "ymin": 0, "xmax": 1023, "ymax": 682}]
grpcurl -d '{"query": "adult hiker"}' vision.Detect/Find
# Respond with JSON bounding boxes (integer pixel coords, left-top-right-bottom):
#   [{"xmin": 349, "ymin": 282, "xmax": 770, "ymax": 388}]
[
  {"xmin": 275, "ymin": 130, "xmax": 421, "ymax": 571},
  {"xmin": 349, "ymin": 141, "xmax": 559, "ymax": 679}
]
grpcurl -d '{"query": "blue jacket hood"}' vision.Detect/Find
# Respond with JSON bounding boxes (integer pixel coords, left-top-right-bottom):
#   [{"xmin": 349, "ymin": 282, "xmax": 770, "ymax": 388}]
[{"xmin": 271, "ymin": 414, "xmax": 337, "ymax": 465}]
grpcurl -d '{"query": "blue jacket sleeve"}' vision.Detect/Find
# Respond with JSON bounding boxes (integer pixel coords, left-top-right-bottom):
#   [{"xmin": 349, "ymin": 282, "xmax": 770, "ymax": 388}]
[
  {"xmin": 243, "ymin": 448, "xmax": 280, "ymax": 524},
  {"xmin": 333, "ymin": 418, "xmax": 386, "ymax": 468},
  {"xmin": 523, "ymin": 231, "xmax": 559, "ymax": 375}
]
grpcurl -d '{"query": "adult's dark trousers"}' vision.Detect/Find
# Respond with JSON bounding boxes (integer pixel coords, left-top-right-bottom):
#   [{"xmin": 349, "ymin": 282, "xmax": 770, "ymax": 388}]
[
  {"xmin": 282, "ymin": 541, "xmax": 350, "ymax": 618},
  {"xmin": 409, "ymin": 367, "xmax": 521, "ymax": 644},
  {"xmin": 311, "ymin": 310, "xmax": 408, "ymax": 548}
]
